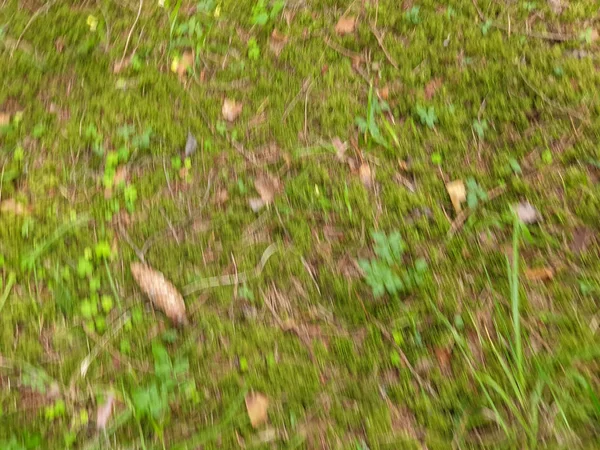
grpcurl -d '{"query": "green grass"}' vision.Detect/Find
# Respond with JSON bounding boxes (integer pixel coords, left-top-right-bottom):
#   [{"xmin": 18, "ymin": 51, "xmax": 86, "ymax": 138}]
[{"xmin": 1, "ymin": 0, "xmax": 600, "ymax": 448}]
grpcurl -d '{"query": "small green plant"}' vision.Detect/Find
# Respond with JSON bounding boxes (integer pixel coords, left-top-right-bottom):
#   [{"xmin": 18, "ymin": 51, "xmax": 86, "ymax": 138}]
[
  {"xmin": 359, "ymin": 231, "xmax": 428, "ymax": 298},
  {"xmin": 579, "ymin": 28, "xmax": 594, "ymax": 44},
  {"xmin": 465, "ymin": 177, "xmax": 488, "ymax": 208},
  {"xmin": 416, "ymin": 105, "xmax": 437, "ymax": 129},
  {"xmin": 481, "ymin": 19, "xmax": 493, "ymax": 35},
  {"xmin": 124, "ymin": 185, "xmax": 137, "ymax": 213},
  {"xmin": 247, "ymin": 37, "xmax": 260, "ymax": 60},
  {"xmin": 473, "ymin": 119, "xmax": 488, "ymax": 139},
  {"xmin": 251, "ymin": 0, "xmax": 285, "ymax": 26},
  {"xmin": 404, "ymin": 6, "xmax": 420, "ymax": 25},
  {"xmin": 127, "ymin": 342, "xmax": 191, "ymax": 443},
  {"xmin": 355, "ymin": 84, "xmax": 390, "ymax": 148}
]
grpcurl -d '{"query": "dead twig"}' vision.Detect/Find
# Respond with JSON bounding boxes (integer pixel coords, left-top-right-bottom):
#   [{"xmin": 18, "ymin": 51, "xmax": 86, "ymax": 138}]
[
  {"xmin": 119, "ymin": 0, "xmax": 143, "ymax": 68},
  {"xmin": 517, "ymin": 64, "xmax": 589, "ymax": 123},
  {"xmin": 10, "ymin": 0, "xmax": 57, "ymax": 58},
  {"xmin": 183, "ymin": 244, "xmax": 278, "ymax": 295},
  {"xmin": 370, "ymin": 25, "xmax": 398, "ymax": 69},
  {"xmin": 471, "ymin": 0, "xmax": 573, "ymax": 42}
]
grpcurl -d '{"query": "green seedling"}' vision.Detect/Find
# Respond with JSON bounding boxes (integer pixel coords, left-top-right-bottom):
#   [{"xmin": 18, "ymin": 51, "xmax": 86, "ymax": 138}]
[
  {"xmin": 416, "ymin": 105, "xmax": 437, "ymax": 129},
  {"xmin": 473, "ymin": 119, "xmax": 488, "ymax": 139},
  {"xmin": 359, "ymin": 231, "xmax": 428, "ymax": 298},
  {"xmin": 466, "ymin": 177, "xmax": 488, "ymax": 209},
  {"xmin": 404, "ymin": 6, "xmax": 420, "ymax": 24},
  {"xmin": 355, "ymin": 84, "xmax": 390, "ymax": 148},
  {"xmin": 251, "ymin": 0, "xmax": 285, "ymax": 26}
]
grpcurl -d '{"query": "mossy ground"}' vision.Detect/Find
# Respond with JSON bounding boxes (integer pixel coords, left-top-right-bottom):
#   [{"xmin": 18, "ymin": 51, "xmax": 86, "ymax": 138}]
[{"xmin": 1, "ymin": 0, "xmax": 599, "ymax": 448}]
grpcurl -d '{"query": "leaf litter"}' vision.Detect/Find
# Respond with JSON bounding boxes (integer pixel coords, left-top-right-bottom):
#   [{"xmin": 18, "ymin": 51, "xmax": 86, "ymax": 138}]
[
  {"xmin": 245, "ymin": 392, "xmax": 269, "ymax": 428},
  {"xmin": 130, "ymin": 262, "xmax": 187, "ymax": 326}
]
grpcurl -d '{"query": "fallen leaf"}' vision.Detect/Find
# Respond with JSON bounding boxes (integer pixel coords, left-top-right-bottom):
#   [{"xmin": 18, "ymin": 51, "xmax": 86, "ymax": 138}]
[
  {"xmin": 268, "ymin": 29, "xmax": 288, "ymax": 57},
  {"xmin": 359, "ymin": 163, "xmax": 373, "ymax": 188},
  {"xmin": 245, "ymin": 392, "xmax": 269, "ymax": 428},
  {"xmin": 335, "ymin": 16, "xmax": 357, "ymax": 35},
  {"xmin": 424, "ymin": 77, "xmax": 443, "ymax": 100},
  {"xmin": 446, "ymin": 180, "xmax": 466, "ymax": 213},
  {"xmin": 215, "ymin": 188, "xmax": 229, "ymax": 205},
  {"xmin": 222, "ymin": 98, "xmax": 243, "ymax": 122},
  {"xmin": 547, "ymin": 0, "xmax": 564, "ymax": 14},
  {"xmin": 130, "ymin": 262, "xmax": 187, "ymax": 326},
  {"xmin": 571, "ymin": 226, "xmax": 593, "ymax": 254},
  {"xmin": 1, "ymin": 199, "xmax": 30, "ymax": 216},
  {"xmin": 113, "ymin": 55, "xmax": 133, "ymax": 74},
  {"xmin": 591, "ymin": 29, "xmax": 599, "ymax": 42},
  {"xmin": 113, "ymin": 165, "xmax": 128, "ymax": 186},
  {"xmin": 525, "ymin": 267, "xmax": 554, "ymax": 281},
  {"xmin": 515, "ymin": 201, "xmax": 539, "ymax": 224},
  {"xmin": 0, "ymin": 112, "xmax": 10, "ymax": 126},
  {"xmin": 177, "ymin": 50, "xmax": 194, "ymax": 79},
  {"xmin": 378, "ymin": 85, "xmax": 389, "ymax": 100},
  {"xmin": 184, "ymin": 131, "xmax": 197, "ymax": 157},
  {"xmin": 96, "ymin": 393, "xmax": 115, "ymax": 430},
  {"xmin": 248, "ymin": 197, "xmax": 265, "ymax": 212},
  {"xmin": 254, "ymin": 173, "xmax": 281, "ymax": 205},
  {"xmin": 434, "ymin": 346, "xmax": 452, "ymax": 375},
  {"xmin": 331, "ymin": 137, "xmax": 347, "ymax": 160},
  {"xmin": 55, "ymin": 37, "xmax": 65, "ymax": 53}
]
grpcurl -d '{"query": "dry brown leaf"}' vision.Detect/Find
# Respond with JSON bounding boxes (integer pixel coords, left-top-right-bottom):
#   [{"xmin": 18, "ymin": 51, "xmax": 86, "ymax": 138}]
[
  {"xmin": 1, "ymin": 199, "xmax": 30, "ymax": 216},
  {"xmin": 378, "ymin": 85, "xmax": 389, "ymax": 100},
  {"xmin": 248, "ymin": 197, "xmax": 265, "ymax": 212},
  {"xmin": 245, "ymin": 392, "xmax": 269, "ymax": 428},
  {"xmin": 130, "ymin": 262, "xmax": 187, "ymax": 326},
  {"xmin": 0, "ymin": 112, "xmax": 10, "ymax": 126},
  {"xmin": 113, "ymin": 56, "xmax": 131, "ymax": 74},
  {"xmin": 525, "ymin": 267, "xmax": 554, "ymax": 281},
  {"xmin": 571, "ymin": 226, "xmax": 594, "ymax": 254},
  {"xmin": 516, "ymin": 201, "xmax": 539, "ymax": 224},
  {"xmin": 113, "ymin": 166, "xmax": 128, "ymax": 186},
  {"xmin": 332, "ymin": 137, "xmax": 348, "ymax": 161},
  {"xmin": 359, "ymin": 163, "xmax": 373, "ymax": 188},
  {"xmin": 222, "ymin": 98, "xmax": 243, "ymax": 122},
  {"xmin": 434, "ymin": 346, "xmax": 452, "ymax": 375},
  {"xmin": 424, "ymin": 77, "xmax": 443, "ymax": 100},
  {"xmin": 591, "ymin": 29, "xmax": 599, "ymax": 42},
  {"xmin": 335, "ymin": 16, "xmax": 357, "ymax": 35},
  {"xmin": 446, "ymin": 180, "xmax": 466, "ymax": 213},
  {"xmin": 254, "ymin": 174, "xmax": 281, "ymax": 205},
  {"xmin": 96, "ymin": 393, "xmax": 114, "ymax": 430},
  {"xmin": 177, "ymin": 50, "xmax": 194, "ymax": 79},
  {"xmin": 268, "ymin": 29, "xmax": 288, "ymax": 57}
]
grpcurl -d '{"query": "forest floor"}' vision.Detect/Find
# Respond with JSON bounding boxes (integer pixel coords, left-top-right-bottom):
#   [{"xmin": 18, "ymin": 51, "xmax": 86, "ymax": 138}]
[{"xmin": 1, "ymin": 0, "xmax": 600, "ymax": 448}]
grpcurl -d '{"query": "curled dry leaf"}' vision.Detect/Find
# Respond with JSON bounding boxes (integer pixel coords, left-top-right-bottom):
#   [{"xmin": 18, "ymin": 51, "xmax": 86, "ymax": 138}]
[
  {"xmin": 245, "ymin": 392, "xmax": 269, "ymax": 428},
  {"xmin": 96, "ymin": 393, "xmax": 115, "ymax": 430},
  {"xmin": 1, "ymin": 199, "xmax": 30, "ymax": 216},
  {"xmin": 222, "ymin": 98, "xmax": 243, "ymax": 122},
  {"xmin": 525, "ymin": 267, "xmax": 554, "ymax": 281},
  {"xmin": 335, "ymin": 16, "xmax": 356, "ymax": 35},
  {"xmin": 254, "ymin": 173, "xmax": 281, "ymax": 205},
  {"xmin": 130, "ymin": 262, "xmax": 187, "ymax": 326},
  {"xmin": 331, "ymin": 137, "xmax": 348, "ymax": 161},
  {"xmin": 269, "ymin": 29, "xmax": 288, "ymax": 57},
  {"xmin": 113, "ymin": 56, "xmax": 131, "ymax": 74},
  {"xmin": 446, "ymin": 180, "xmax": 466, "ymax": 213},
  {"xmin": 248, "ymin": 197, "xmax": 265, "ymax": 212},
  {"xmin": 359, "ymin": 163, "xmax": 373, "ymax": 188},
  {"xmin": 177, "ymin": 50, "xmax": 194, "ymax": 79},
  {"xmin": 424, "ymin": 77, "xmax": 443, "ymax": 100},
  {"xmin": 184, "ymin": 131, "xmax": 197, "ymax": 157},
  {"xmin": 0, "ymin": 112, "xmax": 10, "ymax": 126},
  {"xmin": 516, "ymin": 201, "xmax": 539, "ymax": 224}
]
